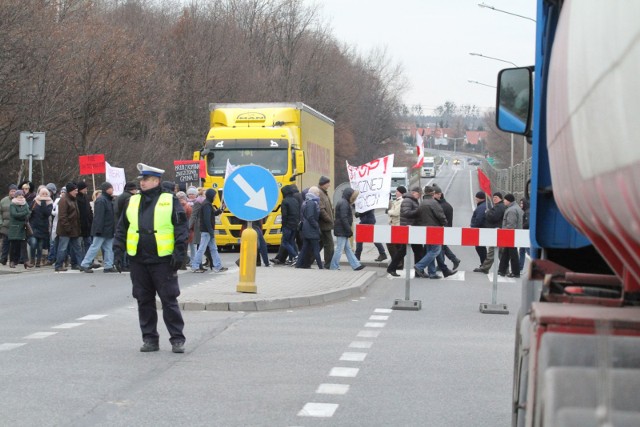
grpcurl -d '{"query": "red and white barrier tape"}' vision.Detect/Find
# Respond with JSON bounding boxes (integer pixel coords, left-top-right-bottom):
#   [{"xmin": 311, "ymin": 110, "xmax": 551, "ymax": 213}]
[{"xmin": 354, "ymin": 224, "xmax": 530, "ymax": 248}]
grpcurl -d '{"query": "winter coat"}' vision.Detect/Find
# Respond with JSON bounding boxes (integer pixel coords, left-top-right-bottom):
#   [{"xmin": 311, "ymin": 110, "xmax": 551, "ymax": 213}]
[
  {"xmin": 77, "ymin": 192, "xmax": 93, "ymax": 237},
  {"xmin": 300, "ymin": 192, "xmax": 321, "ymax": 240},
  {"xmin": 416, "ymin": 195, "xmax": 447, "ymax": 227},
  {"xmin": 281, "ymin": 185, "xmax": 301, "ymax": 230},
  {"xmin": 0, "ymin": 195, "xmax": 12, "ymax": 235},
  {"xmin": 8, "ymin": 202, "xmax": 30, "ymax": 240},
  {"xmin": 318, "ymin": 186, "xmax": 334, "ymax": 231},
  {"xmin": 470, "ymin": 200, "xmax": 487, "ymax": 228},
  {"xmin": 387, "ymin": 196, "xmax": 403, "ymax": 226},
  {"xmin": 484, "ymin": 201, "xmax": 507, "ymax": 228},
  {"xmin": 91, "ymin": 192, "xmax": 115, "ymax": 237},
  {"xmin": 57, "ymin": 193, "xmax": 81, "ymax": 238},
  {"xmin": 399, "ymin": 194, "xmax": 420, "ymax": 226},
  {"xmin": 334, "ymin": 188, "xmax": 355, "ymax": 237},
  {"xmin": 355, "ymin": 209, "xmax": 376, "ymax": 225},
  {"xmin": 115, "ymin": 191, "xmax": 133, "ymax": 223},
  {"xmin": 502, "ymin": 203, "xmax": 524, "ymax": 230},
  {"xmin": 29, "ymin": 200, "xmax": 53, "ymax": 239},
  {"xmin": 436, "ymin": 196, "xmax": 454, "ymax": 227},
  {"xmin": 199, "ymin": 190, "xmax": 222, "ymax": 235}
]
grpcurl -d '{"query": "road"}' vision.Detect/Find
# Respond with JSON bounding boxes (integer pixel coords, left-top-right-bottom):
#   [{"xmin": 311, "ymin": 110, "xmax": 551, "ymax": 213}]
[{"xmin": 1, "ymin": 154, "xmax": 523, "ymax": 426}]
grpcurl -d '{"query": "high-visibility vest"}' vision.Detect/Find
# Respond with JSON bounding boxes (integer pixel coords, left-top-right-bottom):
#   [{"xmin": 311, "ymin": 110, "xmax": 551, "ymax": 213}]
[{"xmin": 126, "ymin": 193, "xmax": 174, "ymax": 256}]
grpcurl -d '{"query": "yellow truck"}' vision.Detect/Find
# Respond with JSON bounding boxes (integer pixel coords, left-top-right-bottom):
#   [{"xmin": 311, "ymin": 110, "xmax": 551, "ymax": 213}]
[{"xmin": 194, "ymin": 102, "xmax": 335, "ymax": 249}]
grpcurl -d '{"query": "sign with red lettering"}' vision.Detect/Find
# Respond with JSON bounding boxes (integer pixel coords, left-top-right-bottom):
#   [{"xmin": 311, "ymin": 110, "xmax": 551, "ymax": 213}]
[
  {"xmin": 346, "ymin": 154, "xmax": 394, "ymax": 213},
  {"xmin": 78, "ymin": 154, "xmax": 106, "ymax": 175},
  {"xmin": 174, "ymin": 160, "xmax": 206, "ymax": 183}
]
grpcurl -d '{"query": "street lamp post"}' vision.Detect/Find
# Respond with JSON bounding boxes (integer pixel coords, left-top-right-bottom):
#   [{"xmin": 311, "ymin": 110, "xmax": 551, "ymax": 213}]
[
  {"xmin": 478, "ymin": 2, "xmax": 536, "ymax": 22},
  {"xmin": 469, "ymin": 52, "xmax": 518, "ymax": 67},
  {"xmin": 467, "ymin": 79, "xmax": 496, "ymax": 89}
]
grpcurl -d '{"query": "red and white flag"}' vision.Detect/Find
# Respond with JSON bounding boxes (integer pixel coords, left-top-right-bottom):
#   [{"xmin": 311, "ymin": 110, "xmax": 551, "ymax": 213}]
[
  {"xmin": 477, "ymin": 168, "xmax": 492, "ymax": 197},
  {"xmin": 412, "ymin": 130, "xmax": 424, "ymax": 169}
]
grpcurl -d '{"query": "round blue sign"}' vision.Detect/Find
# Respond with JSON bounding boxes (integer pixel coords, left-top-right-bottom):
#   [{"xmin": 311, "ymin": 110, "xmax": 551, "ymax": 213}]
[{"xmin": 223, "ymin": 165, "xmax": 279, "ymax": 221}]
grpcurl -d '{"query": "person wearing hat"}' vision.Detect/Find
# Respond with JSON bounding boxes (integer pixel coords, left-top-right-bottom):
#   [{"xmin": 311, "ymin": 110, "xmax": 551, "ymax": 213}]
[
  {"xmin": 432, "ymin": 185, "xmax": 461, "ymax": 276},
  {"xmin": 76, "ymin": 181, "xmax": 94, "ymax": 263},
  {"xmin": 54, "ymin": 183, "xmax": 83, "ymax": 272},
  {"xmin": 317, "ymin": 175, "xmax": 335, "ymax": 267},
  {"xmin": 470, "ymin": 191, "xmax": 488, "ymax": 266},
  {"xmin": 0, "ymin": 184, "xmax": 18, "ymax": 265},
  {"xmin": 474, "ymin": 192, "xmax": 507, "ymax": 273},
  {"xmin": 498, "ymin": 193, "xmax": 524, "ymax": 278},
  {"xmin": 414, "ymin": 185, "xmax": 447, "ymax": 279},
  {"xmin": 79, "ymin": 182, "xmax": 117, "ymax": 273},
  {"xmin": 386, "ymin": 185, "xmax": 406, "ymax": 263},
  {"xmin": 113, "ymin": 163, "xmax": 189, "ymax": 353},
  {"xmin": 190, "ymin": 188, "xmax": 227, "ymax": 273},
  {"xmin": 386, "ymin": 186, "xmax": 424, "ymax": 277}
]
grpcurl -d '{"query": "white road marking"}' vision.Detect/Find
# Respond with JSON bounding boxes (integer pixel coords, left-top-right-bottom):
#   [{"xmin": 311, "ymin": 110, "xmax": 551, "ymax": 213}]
[
  {"xmin": 444, "ymin": 271, "xmax": 466, "ymax": 281},
  {"xmin": 369, "ymin": 315, "xmax": 389, "ymax": 321},
  {"xmin": 24, "ymin": 332, "xmax": 58, "ymax": 339},
  {"xmin": 364, "ymin": 322, "xmax": 386, "ymax": 328},
  {"xmin": 297, "ymin": 402, "xmax": 339, "ymax": 418},
  {"xmin": 487, "ymin": 273, "xmax": 517, "ymax": 283},
  {"xmin": 76, "ymin": 314, "xmax": 108, "ymax": 320},
  {"xmin": 374, "ymin": 308, "xmax": 392, "ymax": 313},
  {"xmin": 340, "ymin": 352, "xmax": 367, "ymax": 362},
  {"xmin": 329, "ymin": 367, "xmax": 359, "ymax": 377},
  {"xmin": 52, "ymin": 323, "xmax": 84, "ymax": 329},
  {"xmin": 0, "ymin": 343, "xmax": 26, "ymax": 352},
  {"xmin": 316, "ymin": 384, "xmax": 350, "ymax": 395},
  {"xmin": 357, "ymin": 330, "xmax": 380, "ymax": 338},
  {"xmin": 349, "ymin": 341, "xmax": 373, "ymax": 349}
]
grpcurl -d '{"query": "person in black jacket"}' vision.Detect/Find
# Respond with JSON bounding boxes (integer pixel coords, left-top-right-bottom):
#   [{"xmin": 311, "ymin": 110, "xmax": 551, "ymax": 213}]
[
  {"xmin": 295, "ymin": 186, "xmax": 323, "ymax": 269},
  {"xmin": 28, "ymin": 186, "xmax": 53, "ymax": 267},
  {"xmin": 354, "ymin": 209, "xmax": 387, "ymax": 262},
  {"xmin": 279, "ymin": 184, "xmax": 300, "ymax": 265},
  {"xmin": 80, "ymin": 182, "xmax": 117, "ymax": 273},
  {"xmin": 474, "ymin": 192, "xmax": 507, "ymax": 274},
  {"xmin": 113, "ymin": 164, "xmax": 189, "ymax": 353},
  {"xmin": 76, "ymin": 181, "xmax": 94, "ymax": 262},
  {"xmin": 329, "ymin": 188, "xmax": 364, "ymax": 270},
  {"xmin": 470, "ymin": 191, "xmax": 488, "ymax": 266},
  {"xmin": 190, "ymin": 189, "xmax": 227, "ymax": 273},
  {"xmin": 433, "ymin": 185, "xmax": 460, "ymax": 276},
  {"xmin": 271, "ymin": 184, "xmax": 303, "ymax": 265}
]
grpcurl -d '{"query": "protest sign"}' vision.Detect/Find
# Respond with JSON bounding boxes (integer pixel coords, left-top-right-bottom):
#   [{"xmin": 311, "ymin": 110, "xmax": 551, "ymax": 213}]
[
  {"xmin": 346, "ymin": 154, "xmax": 394, "ymax": 213},
  {"xmin": 174, "ymin": 160, "xmax": 204, "ymax": 184},
  {"xmin": 79, "ymin": 154, "xmax": 105, "ymax": 175},
  {"xmin": 105, "ymin": 162, "xmax": 126, "ymax": 196}
]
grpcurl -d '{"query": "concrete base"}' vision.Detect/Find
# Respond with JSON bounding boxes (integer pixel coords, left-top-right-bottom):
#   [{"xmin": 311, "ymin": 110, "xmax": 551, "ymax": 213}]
[
  {"xmin": 237, "ymin": 283, "xmax": 257, "ymax": 293},
  {"xmin": 393, "ymin": 299, "xmax": 422, "ymax": 311},
  {"xmin": 479, "ymin": 303, "xmax": 509, "ymax": 315}
]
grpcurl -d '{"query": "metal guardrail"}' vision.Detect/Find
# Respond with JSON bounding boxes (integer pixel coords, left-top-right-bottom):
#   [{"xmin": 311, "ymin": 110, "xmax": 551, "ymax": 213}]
[{"xmin": 482, "ymin": 157, "xmax": 532, "ymax": 201}]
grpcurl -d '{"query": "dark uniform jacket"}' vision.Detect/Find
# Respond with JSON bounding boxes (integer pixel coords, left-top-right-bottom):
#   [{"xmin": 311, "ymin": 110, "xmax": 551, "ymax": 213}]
[
  {"xmin": 416, "ymin": 196, "xmax": 447, "ymax": 227},
  {"xmin": 300, "ymin": 193, "xmax": 320, "ymax": 240},
  {"xmin": 77, "ymin": 192, "xmax": 93, "ymax": 237},
  {"xmin": 436, "ymin": 196, "xmax": 454, "ymax": 227},
  {"xmin": 399, "ymin": 194, "xmax": 420, "ymax": 226},
  {"xmin": 115, "ymin": 190, "xmax": 133, "ymax": 223},
  {"xmin": 199, "ymin": 190, "xmax": 222, "ymax": 235},
  {"xmin": 114, "ymin": 185, "xmax": 188, "ymax": 264},
  {"xmin": 281, "ymin": 185, "xmax": 301, "ymax": 230},
  {"xmin": 470, "ymin": 200, "xmax": 487, "ymax": 228},
  {"xmin": 484, "ymin": 201, "xmax": 507, "ymax": 228},
  {"xmin": 57, "ymin": 193, "xmax": 81, "ymax": 237},
  {"xmin": 91, "ymin": 193, "xmax": 115, "ymax": 237},
  {"xmin": 333, "ymin": 188, "xmax": 355, "ymax": 237}
]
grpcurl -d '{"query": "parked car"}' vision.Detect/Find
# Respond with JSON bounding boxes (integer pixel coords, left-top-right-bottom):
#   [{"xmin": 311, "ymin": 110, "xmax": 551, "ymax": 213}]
[{"xmin": 468, "ymin": 159, "xmax": 480, "ymax": 166}]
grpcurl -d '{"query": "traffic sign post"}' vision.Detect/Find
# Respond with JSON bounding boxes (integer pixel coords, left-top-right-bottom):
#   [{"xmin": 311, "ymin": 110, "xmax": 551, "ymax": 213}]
[
  {"xmin": 19, "ymin": 132, "xmax": 46, "ymax": 182},
  {"xmin": 224, "ymin": 165, "xmax": 280, "ymax": 293}
]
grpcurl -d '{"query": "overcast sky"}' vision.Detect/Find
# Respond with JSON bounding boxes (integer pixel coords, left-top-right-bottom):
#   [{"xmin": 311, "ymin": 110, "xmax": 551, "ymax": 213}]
[{"xmin": 307, "ymin": 0, "xmax": 536, "ymax": 113}]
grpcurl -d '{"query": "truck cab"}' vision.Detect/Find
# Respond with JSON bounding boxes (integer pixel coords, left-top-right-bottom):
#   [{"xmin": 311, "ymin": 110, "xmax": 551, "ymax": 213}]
[
  {"xmin": 390, "ymin": 167, "xmax": 409, "ymax": 199},
  {"xmin": 421, "ymin": 156, "xmax": 436, "ymax": 178}
]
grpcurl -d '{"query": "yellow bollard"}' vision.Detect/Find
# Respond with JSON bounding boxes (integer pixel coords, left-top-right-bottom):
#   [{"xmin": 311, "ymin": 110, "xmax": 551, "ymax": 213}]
[{"xmin": 236, "ymin": 225, "xmax": 258, "ymax": 293}]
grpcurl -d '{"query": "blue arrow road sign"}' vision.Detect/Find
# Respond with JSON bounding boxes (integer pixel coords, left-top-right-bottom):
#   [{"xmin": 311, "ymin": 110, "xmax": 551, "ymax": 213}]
[{"xmin": 224, "ymin": 165, "xmax": 279, "ymax": 221}]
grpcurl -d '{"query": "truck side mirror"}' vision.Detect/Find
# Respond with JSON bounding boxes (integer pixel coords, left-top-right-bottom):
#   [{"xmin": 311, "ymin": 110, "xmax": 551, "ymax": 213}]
[{"xmin": 496, "ymin": 67, "xmax": 533, "ymax": 136}]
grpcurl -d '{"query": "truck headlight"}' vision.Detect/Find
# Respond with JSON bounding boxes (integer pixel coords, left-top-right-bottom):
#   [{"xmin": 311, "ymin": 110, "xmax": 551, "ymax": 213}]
[{"xmin": 274, "ymin": 215, "xmax": 282, "ymax": 224}]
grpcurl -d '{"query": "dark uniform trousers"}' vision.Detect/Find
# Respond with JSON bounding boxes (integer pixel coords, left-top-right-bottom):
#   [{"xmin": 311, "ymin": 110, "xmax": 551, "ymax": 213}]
[{"xmin": 131, "ymin": 261, "xmax": 185, "ymax": 345}]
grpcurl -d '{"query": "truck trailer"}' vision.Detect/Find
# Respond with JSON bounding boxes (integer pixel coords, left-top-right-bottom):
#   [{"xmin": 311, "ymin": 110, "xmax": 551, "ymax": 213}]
[
  {"xmin": 194, "ymin": 103, "xmax": 335, "ymax": 249},
  {"xmin": 496, "ymin": 1, "xmax": 640, "ymax": 426}
]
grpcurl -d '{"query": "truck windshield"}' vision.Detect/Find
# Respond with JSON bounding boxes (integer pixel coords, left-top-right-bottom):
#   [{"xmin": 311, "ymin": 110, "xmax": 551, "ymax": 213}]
[
  {"xmin": 205, "ymin": 138, "xmax": 290, "ymax": 176},
  {"xmin": 424, "ymin": 162, "xmax": 434, "ymax": 168}
]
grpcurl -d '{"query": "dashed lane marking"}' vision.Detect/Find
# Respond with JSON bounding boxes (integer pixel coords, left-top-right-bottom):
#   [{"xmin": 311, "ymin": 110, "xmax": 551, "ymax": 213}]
[
  {"xmin": 340, "ymin": 352, "xmax": 367, "ymax": 362},
  {"xmin": 369, "ymin": 315, "xmax": 389, "ymax": 321},
  {"xmin": 77, "ymin": 314, "xmax": 108, "ymax": 320},
  {"xmin": 329, "ymin": 367, "xmax": 359, "ymax": 378},
  {"xmin": 357, "ymin": 330, "xmax": 380, "ymax": 338},
  {"xmin": 364, "ymin": 322, "xmax": 386, "ymax": 328},
  {"xmin": 0, "ymin": 343, "xmax": 26, "ymax": 352},
  {"xmin": 349, "ymin": 341, "xmax": 373, "ymax": 349},
  {"xmin": 374, "ymin": 308, "xmax": 392, "ymax": 313},
  {"xmin": 24, "ymin": 332, "xmax": 58, "ymax": 339},
  {"xmin": 316, "ymin": 384, "xmax": 350, "ymax": 395},
  {"xmin": 52, "ymin": 323, "xmax": 84, "ymax": 329},
  {"xmin": 297, "ymin": 402, "xmax": 339, "ymax": 418}
]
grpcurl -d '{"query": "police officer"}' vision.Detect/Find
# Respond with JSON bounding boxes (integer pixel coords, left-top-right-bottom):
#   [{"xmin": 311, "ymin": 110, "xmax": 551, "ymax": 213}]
[{"xmin": 113, "ymin": 163, "xmax": 189, "ymax": 353}]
